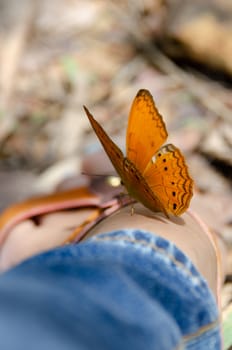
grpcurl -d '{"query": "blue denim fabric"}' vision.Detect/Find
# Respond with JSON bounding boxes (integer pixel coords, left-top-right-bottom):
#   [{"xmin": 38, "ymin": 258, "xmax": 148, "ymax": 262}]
[{"xmin": 0, "ymin": 229, "xmax": 221, "ymax": 349}]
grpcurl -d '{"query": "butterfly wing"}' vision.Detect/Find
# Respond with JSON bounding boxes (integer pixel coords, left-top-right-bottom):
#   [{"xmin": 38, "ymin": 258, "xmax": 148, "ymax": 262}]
[
  {"xmin": 143, "ymin": 144, "xmax": 193, "ymax": 215},
  {"xmin": 84, "ymin": 92, "xmax": 193, "ymax": 217},
  {"xmin": 84, "ymin": 106, "xmax": 170, "ymax": 216},
  {"xmin": 126, "ymin": 89, "xmax": 168, "ymax": 173},
  {"xmin": 83, "ymin": 106, "xmax": 127, "ymax": 181}
]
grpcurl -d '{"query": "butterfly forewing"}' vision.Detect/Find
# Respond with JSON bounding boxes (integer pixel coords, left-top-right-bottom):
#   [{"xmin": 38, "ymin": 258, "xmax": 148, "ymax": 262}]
[
  {"xmin": 126, "ymin": 89, "xmax": 168, "ymax": 173},
  {"xmin": 143, "ymin": 144, "xmax": 193, "ymax": 215},
  {"xmin": 83, "ymin": 106, "xmax": 126, "ymax": 180}
]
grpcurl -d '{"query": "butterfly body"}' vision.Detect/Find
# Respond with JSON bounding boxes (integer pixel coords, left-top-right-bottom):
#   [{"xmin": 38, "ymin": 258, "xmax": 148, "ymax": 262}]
[{"xmin": 84, "ymin": 89, "xmax": 193, "ymax": 216}]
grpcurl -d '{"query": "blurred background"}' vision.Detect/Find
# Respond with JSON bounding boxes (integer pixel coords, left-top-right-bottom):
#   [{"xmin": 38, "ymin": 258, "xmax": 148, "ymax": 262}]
[{"xmin": 0, "ymin": 0, "xmax": 231, "ymax": 333}]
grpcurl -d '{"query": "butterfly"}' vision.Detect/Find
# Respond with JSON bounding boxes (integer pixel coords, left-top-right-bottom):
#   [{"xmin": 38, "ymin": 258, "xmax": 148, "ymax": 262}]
[{"xmin": 84, "ymin": 89, "xmax": 193, "ymax": 217}]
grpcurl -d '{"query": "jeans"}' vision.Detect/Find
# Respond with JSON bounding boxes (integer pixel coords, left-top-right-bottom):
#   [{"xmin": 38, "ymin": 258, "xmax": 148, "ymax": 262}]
[{"xmin": 0, "ymin": 229, "xmax": 221, "ymax": 349}]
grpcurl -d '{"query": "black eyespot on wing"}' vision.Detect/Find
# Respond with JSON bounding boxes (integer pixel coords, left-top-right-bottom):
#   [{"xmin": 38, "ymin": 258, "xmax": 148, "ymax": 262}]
[
  {"xmin": 135, "ymin": 173, "xmax": 140, "ymax": 181},
  {"xmin": 164, "ymin": 167, "xmax": 168, "ymax": 171},
  {"xmin": 162, "ymin": 159, "xmax": 166, "ymax": 163},
  {"xmin": 171, "ymin": 181, "xmax": 175, "ymax": 185},
  {"xmin": 158, "ymin": 153, "xmax": 161, "ymax": 157},
  {"xmin": 123, "ymin": 159, "xmax": 130, "ymax": 170},
  {"xmin": 116, "ymin": 151, "xmax": 121, "ymax": 159},
  {"xmin": 173, "ymin": 203, "xmax": 177, "ymax": 210},
  {"xmin": 172, "ymin": 191, "xmax": 176, "ymax": 197}
]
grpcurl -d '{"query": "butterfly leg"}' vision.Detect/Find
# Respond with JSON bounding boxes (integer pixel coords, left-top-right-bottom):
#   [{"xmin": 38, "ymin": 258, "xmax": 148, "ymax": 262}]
[{"xmin": 130, "ymin": 204, "xmax": 134, "ymax": 216}]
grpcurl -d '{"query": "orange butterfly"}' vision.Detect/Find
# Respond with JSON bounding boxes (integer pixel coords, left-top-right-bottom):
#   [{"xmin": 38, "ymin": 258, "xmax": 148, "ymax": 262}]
[{"xmin": 84, "ymin": 89, "xmax": 193, "ymax": 217}]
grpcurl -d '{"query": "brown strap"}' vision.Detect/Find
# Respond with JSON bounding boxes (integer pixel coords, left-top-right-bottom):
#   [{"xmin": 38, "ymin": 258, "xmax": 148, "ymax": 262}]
[
  {"xmin": 0, "ymin": 176, "xmax": 133, "ymax": 245},
  {"xmin": 0, "ymin": 187, "xmax": 100, "ymax": 245}
]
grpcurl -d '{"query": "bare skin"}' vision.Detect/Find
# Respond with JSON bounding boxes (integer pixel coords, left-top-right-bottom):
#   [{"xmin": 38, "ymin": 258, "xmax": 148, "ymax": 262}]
[{"xmin": 0, "ymin": 202, "xmax": 225, "ymax": 304}]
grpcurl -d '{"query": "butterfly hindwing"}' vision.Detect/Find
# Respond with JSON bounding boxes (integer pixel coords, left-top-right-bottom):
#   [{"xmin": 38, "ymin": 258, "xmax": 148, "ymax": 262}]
[{"xmin": 143, "ymin": 144, "xmax": 193, "ymax": 215}]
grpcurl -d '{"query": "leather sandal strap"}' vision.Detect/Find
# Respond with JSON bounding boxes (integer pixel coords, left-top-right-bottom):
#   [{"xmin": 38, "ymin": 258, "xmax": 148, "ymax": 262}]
[{"xmin": 0, "ymin": 176, "xmax": 133, "ymax": 246}]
